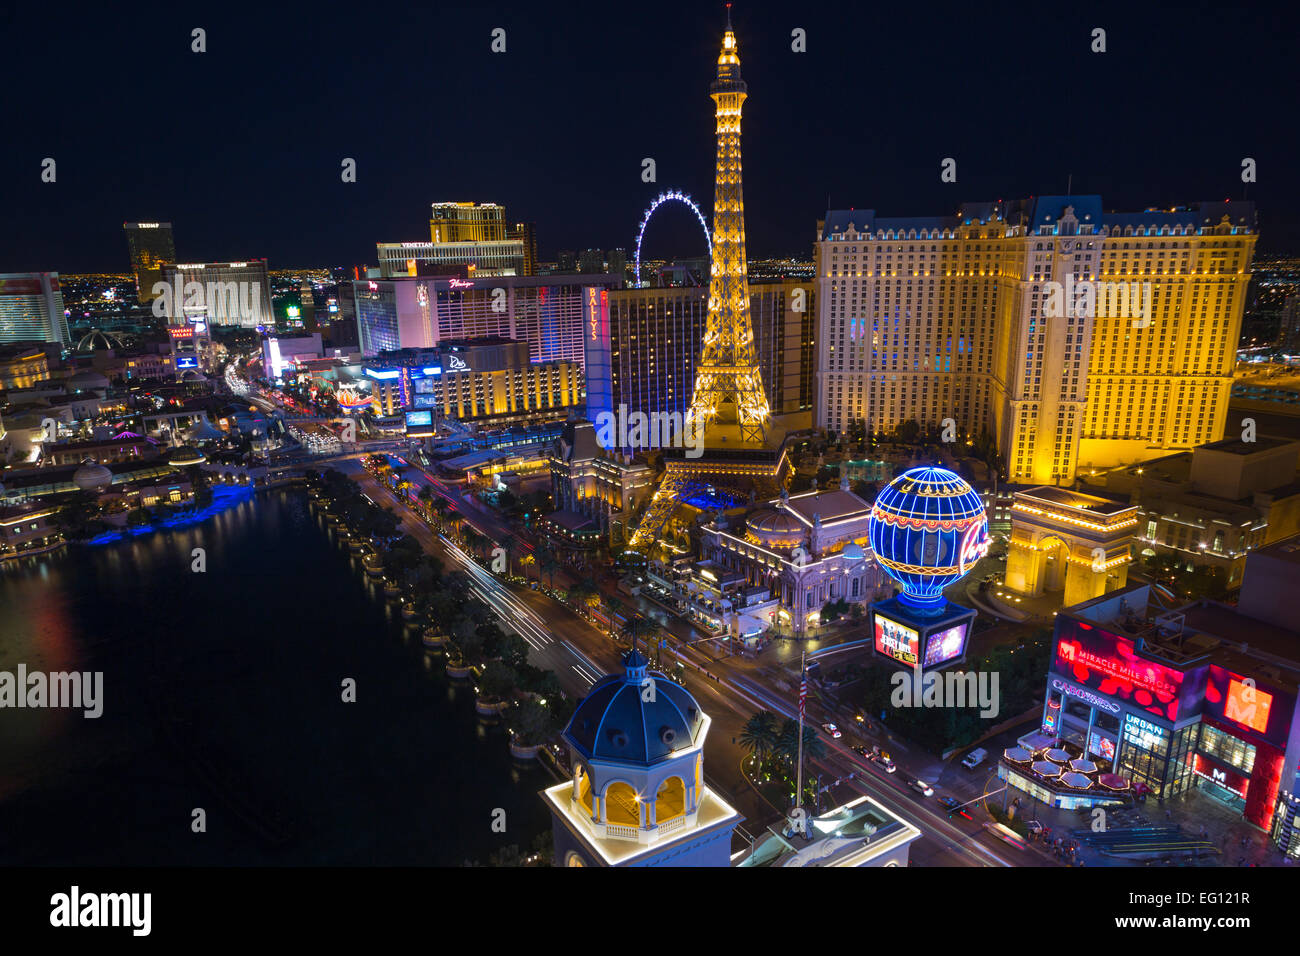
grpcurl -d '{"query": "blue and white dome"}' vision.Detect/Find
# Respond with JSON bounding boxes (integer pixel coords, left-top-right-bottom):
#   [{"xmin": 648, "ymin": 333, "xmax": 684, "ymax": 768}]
[
  {"xmin": 564, "ymin": 649, "xmax": 703, "ymax": 765},
  {"xmin": 867, "ymin": 466, "xmax": 988, "ymax": 609}
]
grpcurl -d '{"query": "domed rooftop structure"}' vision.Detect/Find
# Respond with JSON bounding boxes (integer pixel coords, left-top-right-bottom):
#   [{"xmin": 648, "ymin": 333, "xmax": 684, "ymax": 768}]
[
  {"xmin": 867, "ymin": 466, "xmax": 988, "ymax": 610},
  {"xmin": 185, "ymin": 420, "xmax": 225, "ymax": 443},
  {"xmin": 73, "ymin": 460, "xmax": 113, "ymax": 492},
  {"xmin": 564, "ymin": 649, "xmax": 704, "ymax": 765},
  {"xmin": 745, "ymin": 507, "xmax": 805, "ymax": 548},
  {"xmin": 75, "ymin": 329, "xmax": 124, "ymax": 352},
  {"xmin": 168, "ymin": 445, "xmax": 206, "ymax": 467},
  {"xmin": 65, "ymin": 369, "xmax": 110, "ymax": 392},
  {"xmin": 181, "ymin": 369, "xmax": 207, "ymax": 383},
  {"xmin": 841, "ymin": 541, "xmax": 866, "ymax": 562}
]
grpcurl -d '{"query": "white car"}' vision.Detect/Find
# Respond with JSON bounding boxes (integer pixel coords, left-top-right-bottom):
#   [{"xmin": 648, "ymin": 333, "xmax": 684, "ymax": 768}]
[
  {"xmin": 821, "ymin": 723, "xmax": 841, "ymax": 739},
  {"xmin": 909, "ymin": 779, "xmax": 934, "ymax": 797},
  {"xmin": 871, "ymin": 752, "xmax": 897, "ymax": 774}
]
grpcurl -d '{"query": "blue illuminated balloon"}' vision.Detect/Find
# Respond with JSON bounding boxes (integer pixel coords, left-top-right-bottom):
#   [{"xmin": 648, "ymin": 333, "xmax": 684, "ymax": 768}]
[{"xmin": 867, "ymin": 466, "xmax": 989, "ymax": 609}]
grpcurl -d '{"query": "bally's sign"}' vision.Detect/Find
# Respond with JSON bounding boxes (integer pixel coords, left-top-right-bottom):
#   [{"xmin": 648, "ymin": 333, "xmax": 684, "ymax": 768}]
[{"xmin": 1051, "ymin": 678, "xmax": 1121, "ymax": 715}]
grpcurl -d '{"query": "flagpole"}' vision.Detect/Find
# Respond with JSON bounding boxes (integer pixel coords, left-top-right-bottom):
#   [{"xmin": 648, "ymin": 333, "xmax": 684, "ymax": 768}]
[{"xmin": 796, "ymin": 650, "xmax": 805, "ymax": 814}]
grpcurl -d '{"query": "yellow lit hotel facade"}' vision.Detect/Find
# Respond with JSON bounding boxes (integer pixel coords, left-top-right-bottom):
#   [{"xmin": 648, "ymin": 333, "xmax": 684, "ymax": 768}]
[
  {"xmin": 363, "ymin": 337, "xmax": 582, "ymax": 423},
  {"xmin": 816, "ymin": 198, "xmax": 1257, "ymax": 484}
]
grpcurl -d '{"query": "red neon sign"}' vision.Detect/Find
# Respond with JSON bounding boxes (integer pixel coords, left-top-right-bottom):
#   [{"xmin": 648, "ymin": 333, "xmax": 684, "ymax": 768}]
[
  {"xmin": 1191, "ymin": 754, "xmax": 1248, "ymax": 798},
  {"xmin": 1054, "ymin": 621, "xmax": 1187, "ymax": 720}
]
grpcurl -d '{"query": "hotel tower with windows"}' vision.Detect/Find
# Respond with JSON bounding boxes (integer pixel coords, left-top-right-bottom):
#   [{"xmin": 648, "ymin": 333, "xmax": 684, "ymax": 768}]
[{"xmin": 816, "ymin": 197, "xmax": 1257, "ymax": 483}]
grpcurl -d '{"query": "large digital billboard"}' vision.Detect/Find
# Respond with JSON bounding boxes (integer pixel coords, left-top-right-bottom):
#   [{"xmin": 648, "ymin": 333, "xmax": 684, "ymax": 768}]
[
  {"xmin": 404, "ymin": 409, "xmax": 434, "ymax": 437},
  {"xmin": 1204, "ymin": 666, "xmax": 1295, "ymax": 747},
  {"xmin": 1052, "ymin": 619, "xmax": 1206, "ymax": 722},
  {"xmin": 923, "ymin": 622, "xmax": 968, "ymax": 668},
  {"xmin": 874, "ymin": 614, "xmax": 919, "ymax": 666}
]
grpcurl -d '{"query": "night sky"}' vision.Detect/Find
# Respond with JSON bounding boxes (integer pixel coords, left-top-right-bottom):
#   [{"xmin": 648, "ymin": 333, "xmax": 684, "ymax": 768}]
[{"xmin": 3, "ymin": 0, "xmax": 1297, "ymax": 274}]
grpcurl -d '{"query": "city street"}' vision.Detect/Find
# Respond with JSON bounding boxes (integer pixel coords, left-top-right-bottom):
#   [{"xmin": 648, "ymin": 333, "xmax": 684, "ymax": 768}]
[{"xmin": 337, "ymin": 455, "xmax": 1055, "ymax": 866}]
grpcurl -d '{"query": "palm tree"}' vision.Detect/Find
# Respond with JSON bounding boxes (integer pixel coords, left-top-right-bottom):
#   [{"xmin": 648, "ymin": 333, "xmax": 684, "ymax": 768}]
[
  {"xmin": 503, "ymin": 536, "xmax": 523, "ymax": 578},
  {"xmin": 462, "ymin": 527, "xmax": 486, "ymax": 560},
  {"xmin": 600, "ymin": 593, "xmax": 622, "ymax": 643},
  {"xmin": 776, "ymin": 718, "xmax": 826, "ymax": 766},
  {"xmin": 520, "ymin": 551, "xmax": 536, "ymax": 584},
  {"xmin": 568, "ymin": 578, "xmax": 598, "ymax": 617},
  {"xmin": 416, "ymin": 484, "xmax": 434, "ymax": 517},
  {"xmin": 739, "ymin": 711, "xmax": 781, "ymax": 769},
  {"xmin": 622, "ymin": 615, "xmax": 659, "ymax": 662},
  {"xmin": 428, "ymin": 497, "xmax": 451, "ymax": 530},
  {"xmin": 394, "ymin": 470, "xmax": 414, "ymax": 500},
  {"xmin": 538, "ymin": 548, "xmax": 559, "ymax": 590}
]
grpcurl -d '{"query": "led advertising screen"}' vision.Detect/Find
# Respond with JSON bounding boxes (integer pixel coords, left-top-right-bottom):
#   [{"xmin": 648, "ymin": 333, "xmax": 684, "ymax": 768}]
[
  {"xmin": 1042, "ymin": 698, "xmax": 1060, "ymax": 735},
  {"xmin": 404, "ymin": 410, "xmax": 433, "ymax": 427},
  {"xmin": 923, "ymin": 622, "xmax": 969, "ymax": 668},
  {"xmin": 1088, "ymin": 732, "xmax": 1116, "ymax": 761},
  {"xmin": 1204, "ymin": 666, "xmax": 1295, "ymax": 747},
  {"xmin": 1052, "ymin": 619, "xmax": 1206, "ymax": 722},
  {"xmin": 176, "ymin": 355, "xmax": 199, "ymax": 369},
  {"xmin": 874, "ymin": 614, "xmax": 919, "ymax": 666}
]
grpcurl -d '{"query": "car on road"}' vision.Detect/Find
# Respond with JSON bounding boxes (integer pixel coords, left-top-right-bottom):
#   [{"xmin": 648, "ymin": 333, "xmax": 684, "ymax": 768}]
[
  {"xmin": 961, "ymin": 748, "xmax": 988, "ymax": 769},
  {"xmin": 939, "ymin": 795, "xmax": 972, "ymax": 819},
  {"xmin": 821, "ymin": 723, "xmax": 841, "ymax": 738},
  {"xmin": 871, "ymin": 752, "xmax": 896, "ymax": 774},
  {"xmin": 909, "ymin": 779, "xmax": 934, "ymax": 797}
]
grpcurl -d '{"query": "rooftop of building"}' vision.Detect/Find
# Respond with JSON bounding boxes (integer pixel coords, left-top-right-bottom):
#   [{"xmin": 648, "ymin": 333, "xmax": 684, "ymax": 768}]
[
  {"xmin": 1, "ymin": 458, "xmax": 179, "ymax": 493},
  {"xmin": 543, "ymin": 509, "xmax": 597, "ymax": 534},
  {"xmin": 1247, "ymin": 535, "xmax": 1300, "ymax": 567},
  {"xmin": 1199, "ymin": 435, "xmax": 1296, "ymax": 455},
  {"xmin": 821, "ymin": 198, "xmax": 1256, "ymax": 239},
  {"xmin": 0, "ymin": 343, "xmax": 48, "ymax": 361},
  {"xmin": 691, "ymin": 559, "xmax": 746, "ymax": 585},
  {"xmin": 1016, "ymin": 485, "xmax": 1134, "ymax": 515},
  {"xmin": 46, "ymin": 433, "xmax": 159, "ymax": 453},
  {"xmin": 363, "ymin": 272, "xmax": 618, "ymax": 289},
  {"xmin": 734, "ymin": 795, "xmax": 922, "ymax": 867},
  {"xmin": 780, "ymin": 487, "xmax": 871, "ymax": 525},
  {"xmin": 1066, "ymin": 582, "xmax": 1300, "ymax": 688},
  {"xmin": 0, "ymin": 501, "xmax": 61, "ymax": 523}
]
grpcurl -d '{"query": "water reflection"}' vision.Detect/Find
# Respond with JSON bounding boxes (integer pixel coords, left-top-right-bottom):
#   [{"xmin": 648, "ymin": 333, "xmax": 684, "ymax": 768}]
[{"xmin": 0, "ymin": 490, "xmax": 551, "ymax": 865}]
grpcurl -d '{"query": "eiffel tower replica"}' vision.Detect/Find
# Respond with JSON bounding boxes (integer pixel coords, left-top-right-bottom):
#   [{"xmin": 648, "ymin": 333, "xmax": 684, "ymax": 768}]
[{"xmin": 628, "ymin": 5, "xmax": 790, "ymax": 554}]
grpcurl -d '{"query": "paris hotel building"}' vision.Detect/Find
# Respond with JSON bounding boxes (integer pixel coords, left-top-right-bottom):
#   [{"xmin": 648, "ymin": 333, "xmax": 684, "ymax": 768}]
[{"xmin": 815, "ymin": 197, "xmax": 1257, "ymax": 483}]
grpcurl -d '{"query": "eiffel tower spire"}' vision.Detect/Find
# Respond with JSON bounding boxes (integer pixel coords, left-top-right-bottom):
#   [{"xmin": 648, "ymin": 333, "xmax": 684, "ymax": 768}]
[{"xmin": 687, "ymin": 4, "xmax": 770, "ymax": 447}]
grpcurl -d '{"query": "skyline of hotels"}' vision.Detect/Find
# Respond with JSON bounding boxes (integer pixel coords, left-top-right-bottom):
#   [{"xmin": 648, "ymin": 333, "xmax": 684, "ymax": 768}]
[
  {"xmin": 3, "ymin": 195, "xmax": 1269, "ymax": 482},
  {"xmin": 5, "ymin": 7, "xmax": 1300, "ymax": 882}
]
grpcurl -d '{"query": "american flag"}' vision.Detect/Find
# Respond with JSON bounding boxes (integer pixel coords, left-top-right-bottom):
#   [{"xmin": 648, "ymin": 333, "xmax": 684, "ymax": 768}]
[{"xmin": 798, "ymin": 670, "xmax": 806, "ymax": 718}]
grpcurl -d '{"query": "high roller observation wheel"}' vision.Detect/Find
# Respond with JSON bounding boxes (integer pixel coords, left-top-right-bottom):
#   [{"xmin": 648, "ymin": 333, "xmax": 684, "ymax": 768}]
[{"xmin": 635, "ymin": 190, "xmax": 711, "ymax": 288}]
